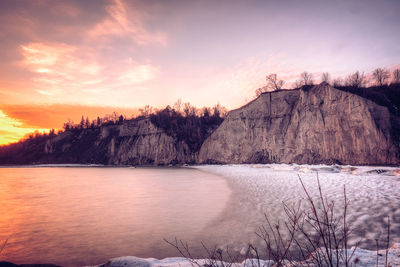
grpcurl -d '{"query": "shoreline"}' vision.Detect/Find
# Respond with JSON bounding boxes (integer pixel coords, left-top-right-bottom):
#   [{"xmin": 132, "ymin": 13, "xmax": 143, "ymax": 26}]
[
  {"xmin": 3, "ymin": 243, "xmax": 400, "ymax": 267},
  {"xmin": 89, "ymin": 243, "xmax": 400, "ymax": 266},
  {"xmin": 87, "ymin": 164, "xmax": 400, "ymax": 266},
  {"xmin": 0, "ymin": 162, "xmax": 400, "ymax": 168},
  {"xmin": 2, "ymin": 164, "xmax": 400, "ymax": 266}
]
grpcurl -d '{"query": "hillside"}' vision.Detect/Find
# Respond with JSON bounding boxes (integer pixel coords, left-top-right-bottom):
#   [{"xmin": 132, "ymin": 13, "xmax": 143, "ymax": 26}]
[
  {"xmin": 1, "ymin": 83, "xmax": 399, "ymax": 166},
  {"xmin": 0, "ymin": 113, "xmax": 222, "ymax": 165},
  {"xmin": 199, "ymin": 83, "xmax": 400, "ymax": 165}
]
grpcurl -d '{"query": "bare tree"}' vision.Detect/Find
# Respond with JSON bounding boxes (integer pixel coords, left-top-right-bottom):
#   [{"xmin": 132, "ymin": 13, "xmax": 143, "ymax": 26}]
[
  {"xmin": 301, "ymin": 71, "xmax": 313, "ymax": 86},
  {"xmin": 183, "ymin": 102, "xmax": 198, "ymax": 117},
  {"xmin": 345, "ymin": 71, "xmax": 366, "ymax": 88},
  {"xmin": 173, "ymin": 99, "xmax": 182, "ymax": 114},
  {"xmin": 333, "ymin": 78, "xmax": 343, "ymax": 87},
  {"xmin": 213, "ymin": 103, "xmax": 227, "ymax": 117},
  {"xmin": 139, "ymin": 105, "xmax": 152, "ymax": 116},
  {"xmin": 372, "ymin": 68, "xmax": 390, "ymax": 86},
  {"xmin": 255, "ymin": 87, "xmax": 267, "ymax": 97},
  {"xmin": 392, "ymin": 69, "xmax": 400, "ymax": 84},
  {"xmin": 255, "ymin": 74, "xmax": 285, "ymax": 97},
  {"xmin": 266, "ymin": 74, "xmax": 285, "ymax": 91},
  {"xmin": 293, "ymin": 80, "xmax": 303, "ymax": 89},
  {"xmin": 321, "ymin": 72, "xmax": 330, "ymax": 84}
]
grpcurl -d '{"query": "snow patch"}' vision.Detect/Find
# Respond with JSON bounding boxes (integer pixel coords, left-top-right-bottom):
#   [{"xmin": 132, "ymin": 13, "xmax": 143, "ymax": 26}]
[{"xmin": 89, "ymin": 243, "xmax": 400, "ymax": 266}]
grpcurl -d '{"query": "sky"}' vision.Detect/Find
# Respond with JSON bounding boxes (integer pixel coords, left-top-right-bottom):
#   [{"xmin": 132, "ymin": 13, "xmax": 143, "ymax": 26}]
[{"xmin": 0, "ymin": 0, "xmax": 400, "ymax": 144}]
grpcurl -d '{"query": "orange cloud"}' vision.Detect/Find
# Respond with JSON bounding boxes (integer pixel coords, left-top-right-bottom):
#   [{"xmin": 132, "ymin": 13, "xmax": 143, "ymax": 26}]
[
  {"xmin": 0, "ymin": 104, "xmax": 140, "ymax": 130},
  {"xmin": 0, "ymin": 110, "xmax": 48, "ymax": 145},
  {"xmin": 0, "ymin": 104, "xmax": 141, "ymax": 145}
]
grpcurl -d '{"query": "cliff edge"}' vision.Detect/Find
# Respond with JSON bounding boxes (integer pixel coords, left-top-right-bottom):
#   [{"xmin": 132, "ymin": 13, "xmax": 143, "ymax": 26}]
[
  {"xmin": 199, "ymin": 83, "xmax": 400, "ymax": 165},
  {"xmin": 1, "ymin": 83, "xmax": 399, "ymax": 166}
]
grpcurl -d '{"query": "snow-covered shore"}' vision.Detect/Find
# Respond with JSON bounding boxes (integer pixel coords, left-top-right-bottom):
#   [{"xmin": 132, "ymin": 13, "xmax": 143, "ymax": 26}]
[
  {"xmin": 193, "ymin": 164, "xmax": 400, "ymax": 250},
  {"xmin": 89, "ymin": 243, "xmax": 400, "ymax": 266},
  {"xmin": 90, "ymin": 164, "xmax": 400, "ymax": 266}
]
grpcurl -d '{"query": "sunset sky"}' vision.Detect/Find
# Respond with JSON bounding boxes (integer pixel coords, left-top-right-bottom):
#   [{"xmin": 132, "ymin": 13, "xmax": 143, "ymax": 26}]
[{"xmin": 1, "ymin": 0, "xmax": 400, "ymax": 144}]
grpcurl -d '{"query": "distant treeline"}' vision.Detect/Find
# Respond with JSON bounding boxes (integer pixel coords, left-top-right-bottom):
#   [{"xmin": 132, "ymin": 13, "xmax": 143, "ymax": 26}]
[
  {"xmin": 0, "ymin": 101, "xmax": 228, "ymax": 152},
  {"xmin": 60, "ymin": 101, "xmax": 227, "ymax": 131}
]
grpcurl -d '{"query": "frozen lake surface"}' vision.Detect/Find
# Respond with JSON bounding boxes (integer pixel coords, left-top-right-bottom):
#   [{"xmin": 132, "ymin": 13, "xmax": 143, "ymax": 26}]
[{"xmin": 1, "ymin": 164, "xmax": 400, "ymax": 266}]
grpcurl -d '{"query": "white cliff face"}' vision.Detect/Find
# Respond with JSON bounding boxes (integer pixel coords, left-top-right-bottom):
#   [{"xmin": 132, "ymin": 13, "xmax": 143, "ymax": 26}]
[
  {"xmin": 40, "ymin": 84, "xmax": 399, "ymax": 166},
  {"xmin": 199, "ymin": 84, "xmax": 400, "ymax": 165}
]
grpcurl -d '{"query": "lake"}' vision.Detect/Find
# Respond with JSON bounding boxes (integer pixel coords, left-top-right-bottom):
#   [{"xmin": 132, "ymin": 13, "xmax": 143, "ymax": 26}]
[
  {"xmin": 0, "ymin": 167, "xmax": 230, "ymax": 266},
  {"xmin": 1, "ymin": 165, "xmax": 400, "ymax": 266}
]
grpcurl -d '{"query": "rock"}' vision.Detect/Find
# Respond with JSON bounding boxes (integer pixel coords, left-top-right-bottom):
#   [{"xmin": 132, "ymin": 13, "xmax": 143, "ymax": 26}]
[
  {"xmin": 102, "ymin": 257, "xmax": 151, "ymax": 267},
  {"xmin": 199, "ymin": 84, "xmax": 400, "ymax": 165},
  {"xmin": 2, "ymin": 84, "xmax": 399, "ymax": 166},
  {"xmin": 42, "ymin": 118, "xmax": 194, "ymax": 165}
]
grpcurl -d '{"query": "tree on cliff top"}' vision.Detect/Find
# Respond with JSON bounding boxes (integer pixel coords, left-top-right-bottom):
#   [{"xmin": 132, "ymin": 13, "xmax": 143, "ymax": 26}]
[
  {"xmin": 373, "ymin": 68, "xmax": 390, "ymax": 86},
  {"xmin": 256, "ymin": 73, "xmax": 285, "ymax": 96},
  {"xmin": 345, "ymin": 71, "xmax": 367, "ymax": 88},
  {"xmin": 321, "ymin": 72, "xmax": 330, "ymax": 84},
  {"xmin": 392, "ymin": 69, "xmax": 400, "ymax": 84},
  {"xmin": 301, "ymin": 71, "xmax": 314, "ymax": 86},
  {"xmin": 266, "ymin": 74, "xmax": 285, "ymax": 91}
]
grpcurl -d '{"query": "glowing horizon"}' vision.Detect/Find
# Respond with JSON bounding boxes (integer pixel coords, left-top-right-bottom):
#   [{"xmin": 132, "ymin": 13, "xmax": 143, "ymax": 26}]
[{"xmin": 1, "ymin": 0, "xmax": 400, "ymax": 144}]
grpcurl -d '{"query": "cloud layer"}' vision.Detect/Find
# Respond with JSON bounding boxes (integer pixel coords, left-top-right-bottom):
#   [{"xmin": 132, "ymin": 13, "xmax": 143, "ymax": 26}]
[{"xmin": 1, "ymin": 0, "xmax": 400, "ymax": 143}]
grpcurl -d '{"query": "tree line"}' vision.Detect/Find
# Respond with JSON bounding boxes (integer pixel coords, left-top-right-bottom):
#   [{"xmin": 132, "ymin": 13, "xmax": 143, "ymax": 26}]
[
  {"xmin": 61, "ymin": 101, "xmax": 227, "ymax": 131},
  {"xmin": 256, "ymin": 67, "xmax": 400, "ymax": 96},
  {"xmin": 6, "ymin": 101, "xmax": 228, "ymax": 146}
]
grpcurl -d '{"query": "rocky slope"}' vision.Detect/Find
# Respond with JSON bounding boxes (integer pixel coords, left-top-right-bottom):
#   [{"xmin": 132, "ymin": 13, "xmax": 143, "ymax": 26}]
[
  {"xmin": 0, "ymin": 118, "xmax": 195, "ymax": 165},
  {"xmin": 1, "ymin": 83, "xmax": 399, "ymax": 166},
  {"xmin": 46, "ymin": 118, "xmax": 194, "ymax": 165},
  {"xmin": 199, "ymin": 83, "xmax": 400, "ymax": 165}
]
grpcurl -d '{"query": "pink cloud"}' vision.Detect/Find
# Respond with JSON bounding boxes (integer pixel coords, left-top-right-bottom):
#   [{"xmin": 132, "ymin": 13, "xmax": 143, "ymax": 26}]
[
  {"xmin": 89, "ymin": 0, "xmax": 167, "ymax": 46},
  {"xmin": 49, "ymin": 2, "xmax": 81, "ymax": 18},
  {"xmin": 117, "ymin": 64, "xmax": 159, "ymax": 86},
  {"xmin": 20, "ymin": 42, "xmax": 102, "ymax": 95},
  {"xmin": 18, "ymin": 41, "xmax": 160, "ymax": 103}
]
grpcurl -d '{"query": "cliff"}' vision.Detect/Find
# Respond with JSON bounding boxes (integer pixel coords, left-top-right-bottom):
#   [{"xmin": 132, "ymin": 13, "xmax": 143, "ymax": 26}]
[
  {"xmin": 199, "ymin": 83, "xmax": 400, "ymax": 165},
  {"xmin": 1, "ymin": 83, "xmax": 399, "ymax": 166},
  {"xmin": 0, "ymin": 118, "xmax": 195, "ymax": 165},
  {"xmin": 44, "ymin": 118, "xmax": 194, "ymax": 165}
]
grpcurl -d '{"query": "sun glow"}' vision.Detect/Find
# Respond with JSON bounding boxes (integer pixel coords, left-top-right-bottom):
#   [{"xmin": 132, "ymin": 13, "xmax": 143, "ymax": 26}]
[{"xmin": 0, "ymin": 110, "xmax": 49, "ymax": 145}]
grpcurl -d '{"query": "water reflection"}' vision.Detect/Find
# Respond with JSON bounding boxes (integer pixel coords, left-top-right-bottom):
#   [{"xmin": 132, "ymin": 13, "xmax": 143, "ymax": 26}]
[{"xmin": 0, "ymin": 167, "xmax": 230, "ymax": 266}]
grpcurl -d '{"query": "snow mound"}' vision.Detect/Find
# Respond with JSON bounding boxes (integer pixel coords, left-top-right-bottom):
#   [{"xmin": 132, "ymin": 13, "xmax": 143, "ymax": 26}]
[
  {"xmin": 193, "ymin": 164, "xmax": 400, "ymax": 252},
  {"xmin": 89, "ymin": 243, "xmax": 400, "ymax": 267}
]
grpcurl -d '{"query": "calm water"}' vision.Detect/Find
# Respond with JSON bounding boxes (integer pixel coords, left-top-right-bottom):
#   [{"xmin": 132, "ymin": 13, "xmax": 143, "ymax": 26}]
[
  {"xmin": 2, "ymin": 165, "xmax": 400, "ymax": 266},
  {"xmin": 0, "ymin": 167, "xmax": 230, "ymax": 266}
]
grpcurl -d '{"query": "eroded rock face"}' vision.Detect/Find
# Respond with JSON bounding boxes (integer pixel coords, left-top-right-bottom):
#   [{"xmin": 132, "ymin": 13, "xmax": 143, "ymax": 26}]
[
  {"xmin": 43, "ymin": 118, "xmax": 194, "ymax": 165},
  {"xmin": 108, "ymin": 119, "xmax": 193, "ymax": 165},
  {"xmin": 199, "ymin": 84, "xmax": 400, "ymax": 165},
  {"xmin": 6, "ymin": 84, "xmax": 400, "ymax": 166}
]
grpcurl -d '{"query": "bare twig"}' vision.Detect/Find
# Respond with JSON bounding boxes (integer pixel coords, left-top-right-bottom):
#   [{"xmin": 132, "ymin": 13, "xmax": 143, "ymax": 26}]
[{"xmin": 385, "ymin": 216, "xmax": 390, "ymax": 267}]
